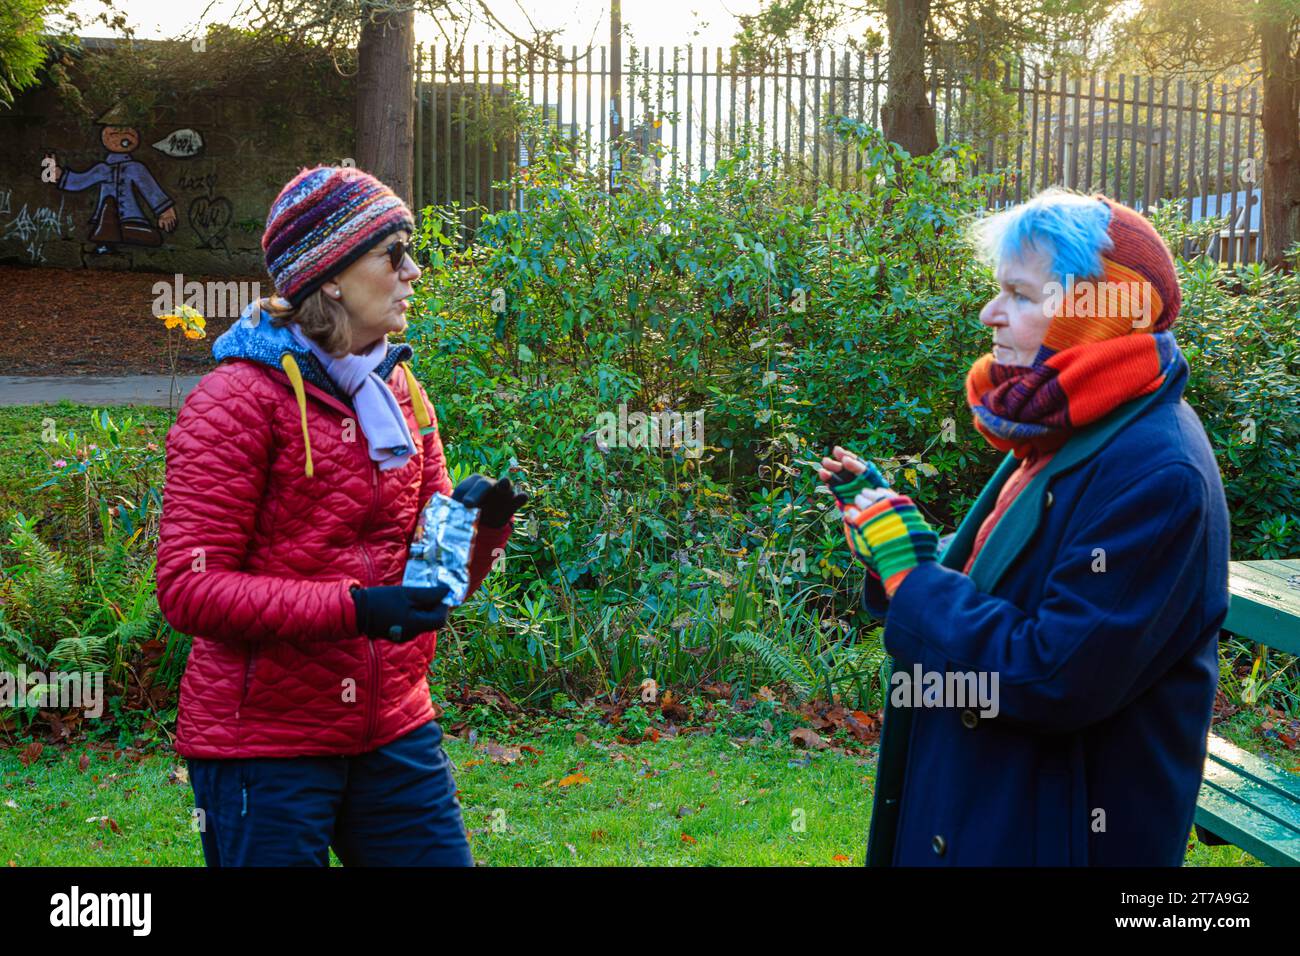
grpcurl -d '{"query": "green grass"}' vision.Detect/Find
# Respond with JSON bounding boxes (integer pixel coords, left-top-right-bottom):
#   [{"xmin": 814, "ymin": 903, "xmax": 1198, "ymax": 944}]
[
  {"xmin": 0, "ymin": 722, "xmax": 1266, "ymax": 866},
  {"xmin": 0, "ymin": 728, "xmax": 873, "ymax": 866},
  {"xmin": 0, "ymin": 401, "xmax": 175, "ymax": 515},
  {"xmin": 452, "ymin": 727, "xmax": 873, "ymax": 865}
]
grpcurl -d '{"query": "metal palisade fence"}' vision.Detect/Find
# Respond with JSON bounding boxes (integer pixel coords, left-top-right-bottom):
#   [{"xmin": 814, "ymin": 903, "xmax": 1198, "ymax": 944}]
[{"xmin": 413, "ymin": 43, "xmax": 1264, "ymax": 265}]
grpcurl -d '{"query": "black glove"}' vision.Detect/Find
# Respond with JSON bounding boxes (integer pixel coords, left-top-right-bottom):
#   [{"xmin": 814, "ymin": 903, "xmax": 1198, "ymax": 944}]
[
  {"xmin": 350, "ymin": 584, "xmax": 450, "ymax": 643},
  {"xmin": 452, "ymin": 474, "xmax": 529, "ymax": 528}
]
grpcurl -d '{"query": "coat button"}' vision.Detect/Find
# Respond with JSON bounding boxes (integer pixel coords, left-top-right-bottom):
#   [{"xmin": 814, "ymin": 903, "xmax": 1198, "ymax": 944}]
[
  {"xmin": 960, "ymin": 708, "xmax": 979, "ymax": 729},
  {"xmin": 1045, "ymin": 490, "xmax": 1054, "ymax": 508},
  {"xmin": 932, "ymin": 835, "xmax": 947, "ymax": 856}
]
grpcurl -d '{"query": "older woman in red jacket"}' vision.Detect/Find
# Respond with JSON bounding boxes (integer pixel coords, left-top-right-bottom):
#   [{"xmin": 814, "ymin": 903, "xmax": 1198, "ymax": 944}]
[{"xmin": 156, "ymin": 166, "xmax": 524, "ymax": 866}]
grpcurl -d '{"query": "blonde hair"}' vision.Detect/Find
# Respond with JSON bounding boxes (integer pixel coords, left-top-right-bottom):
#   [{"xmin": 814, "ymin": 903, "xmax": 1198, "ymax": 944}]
[{"xmin": 256, "ymin": 289, "xmax": 354, "ymax": 357}]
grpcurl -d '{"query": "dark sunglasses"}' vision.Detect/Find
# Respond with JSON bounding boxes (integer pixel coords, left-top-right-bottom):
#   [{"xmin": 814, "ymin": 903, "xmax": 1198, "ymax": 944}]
[{"xmin": 385, "ymin": 238, "xmax": 413, "ymax": 271}]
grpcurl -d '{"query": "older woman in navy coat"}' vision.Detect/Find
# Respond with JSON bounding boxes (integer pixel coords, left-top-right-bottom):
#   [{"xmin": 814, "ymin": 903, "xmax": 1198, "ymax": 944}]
[{"xmin": 821, "ymin": 189, "xmax": 1230, "ymax": 865}]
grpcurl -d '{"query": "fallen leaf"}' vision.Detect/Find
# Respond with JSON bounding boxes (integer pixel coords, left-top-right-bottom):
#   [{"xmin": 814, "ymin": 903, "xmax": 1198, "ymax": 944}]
[
  {"xmin": 660, "ymin": 689, "xmax": 691, "ymax": 722},
  {"xmin": 558, "ymin": 772, "xmax": 590, "ymax": 787},
  {"xmin": 790, "ymin": 728, "xmax": 829, "ymax": 750},
  {"xmin": 18, "ymin": 742, "xmax": 42, "ymax": 767},
  {"xmin": 833, "ymin": 854, "xmax": 851, "ymax": 862},
  {"xmin": 77, "ymin": 754, "xmax": 90, "ymax": 773},
  {"xmin": 574, "ymin": 732, "xmax": 589, "ymax": 746},
  {"xmin": 477, "ymin": 740, "xmax": 522, "ymax": 765},
  {"xmin": 46, "ymin": 713, "xmax": 71, "ymax": 739},
  {"xmin": 680, "ymin": 832, "xmax": 697, "ymax": 845}
]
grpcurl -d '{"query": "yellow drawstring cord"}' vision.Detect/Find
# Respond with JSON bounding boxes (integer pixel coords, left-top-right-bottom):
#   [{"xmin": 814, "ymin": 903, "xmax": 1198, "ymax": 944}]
[
  {"xmin": 280, "ymin": 354, "xmax": 314, "ymax": 477},
  {"xmin": 278, "ymin": 356, "xmax": 427, "ymax": 477},
  {"xmin": 400, "ymin": 362, "xmax": 436, "ymax": 435}
]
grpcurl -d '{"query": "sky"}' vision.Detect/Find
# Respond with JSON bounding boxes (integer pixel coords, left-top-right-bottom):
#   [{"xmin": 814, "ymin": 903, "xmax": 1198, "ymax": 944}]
[{"xmin": 58, "ymin": 0, "xmax": 870, "ymax": 49}]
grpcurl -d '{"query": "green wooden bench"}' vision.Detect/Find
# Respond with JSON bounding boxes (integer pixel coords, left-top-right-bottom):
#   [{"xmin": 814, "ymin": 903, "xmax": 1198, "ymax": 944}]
[{"xmin": 1194, "ymin": 559, "xmax": 1300, "ymax": 866}]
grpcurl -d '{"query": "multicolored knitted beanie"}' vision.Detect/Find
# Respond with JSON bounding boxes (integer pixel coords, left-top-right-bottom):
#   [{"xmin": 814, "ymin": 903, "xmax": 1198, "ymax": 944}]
[{"xmin": 262, "ymin": 166, "xmax": 415, "ymax": 306}]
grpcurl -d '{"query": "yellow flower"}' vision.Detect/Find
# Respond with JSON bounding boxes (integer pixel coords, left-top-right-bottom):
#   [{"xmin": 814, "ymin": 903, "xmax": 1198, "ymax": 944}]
[{"xmin": 160, "ymin": 305, "xmax": 206, "ymax": 338}]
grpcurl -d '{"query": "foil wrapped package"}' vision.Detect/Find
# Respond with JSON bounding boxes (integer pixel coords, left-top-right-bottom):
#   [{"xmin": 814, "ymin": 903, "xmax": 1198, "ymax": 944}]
[{"xmin": 402, "ymin": 492, "xmax": 479, "ymax": 606}]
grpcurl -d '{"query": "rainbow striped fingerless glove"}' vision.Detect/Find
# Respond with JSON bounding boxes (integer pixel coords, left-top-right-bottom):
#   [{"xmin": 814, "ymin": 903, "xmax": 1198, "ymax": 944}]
[
  {"xmin": 843, "ymin": 495, "xmax": 939, "ymax": 598},
  {"xmin": 827, "ymin": 461, "xmax": 888, "ymax": 511}
]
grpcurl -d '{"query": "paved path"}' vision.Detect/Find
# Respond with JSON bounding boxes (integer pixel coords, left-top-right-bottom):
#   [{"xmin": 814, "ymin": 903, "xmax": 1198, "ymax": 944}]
[{"xmin": 0, "ymin": 375, "xmax": 204, "ymax": 407}]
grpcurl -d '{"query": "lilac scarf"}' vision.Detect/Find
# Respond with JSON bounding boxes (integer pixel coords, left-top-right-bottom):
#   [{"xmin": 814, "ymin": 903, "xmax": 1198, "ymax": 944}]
[{"xmin": 289, "ymin": 324, "xmax": 416, "ymax": 472}]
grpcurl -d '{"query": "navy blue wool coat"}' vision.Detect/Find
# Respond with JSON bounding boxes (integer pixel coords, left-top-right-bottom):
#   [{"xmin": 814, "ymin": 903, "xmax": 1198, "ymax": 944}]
[{"xmin": 864, "ymin": 355, "xmax": 1230, "ymax": 866}]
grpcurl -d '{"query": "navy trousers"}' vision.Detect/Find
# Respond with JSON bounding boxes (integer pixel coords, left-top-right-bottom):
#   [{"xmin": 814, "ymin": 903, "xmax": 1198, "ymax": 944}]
[{"xmin": 188, "ymin": 720, "xmax": 472, "ymax": 867}]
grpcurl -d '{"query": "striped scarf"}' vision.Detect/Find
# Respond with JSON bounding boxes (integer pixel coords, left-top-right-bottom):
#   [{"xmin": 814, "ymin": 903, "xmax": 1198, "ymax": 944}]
[{"xmin": 965, "ymin": 259, "xmax": 1185, "ymax": 459}]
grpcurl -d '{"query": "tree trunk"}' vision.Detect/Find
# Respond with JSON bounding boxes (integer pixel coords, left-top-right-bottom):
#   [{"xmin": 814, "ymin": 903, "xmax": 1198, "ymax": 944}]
[
  {"xmin": 356, "ymin": 7, "xmax": 415, "ymax": 207},
  {"xmin": 1259, "ymin": 13, "xmax": 1300, "ymax": 270},
  {"xmin": 881, "ymin": 0, "xmax": 939, "ymax": 156}
]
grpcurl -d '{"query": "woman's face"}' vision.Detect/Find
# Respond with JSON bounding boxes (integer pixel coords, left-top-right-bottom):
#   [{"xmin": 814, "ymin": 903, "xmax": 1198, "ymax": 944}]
[
  {"xmin": 979, "ymin": 245, "xmax": 1056, "ymax": 367},
  {"xmin": 322, "ymin": 231, "xmax": 421, "ymax": 355}
]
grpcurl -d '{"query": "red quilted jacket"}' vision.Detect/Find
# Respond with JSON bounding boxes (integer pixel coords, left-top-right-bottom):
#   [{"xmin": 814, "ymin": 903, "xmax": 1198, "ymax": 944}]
[{"xmin": 157, "ymin": 313, "xmax": 510, "ymax": 758}]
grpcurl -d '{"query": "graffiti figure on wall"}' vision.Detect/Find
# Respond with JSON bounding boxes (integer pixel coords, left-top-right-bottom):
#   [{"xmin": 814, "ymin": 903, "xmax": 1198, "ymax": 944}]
[{"xmin": 44, "ymin": 106, "xmax": 177, "ymax": 254}]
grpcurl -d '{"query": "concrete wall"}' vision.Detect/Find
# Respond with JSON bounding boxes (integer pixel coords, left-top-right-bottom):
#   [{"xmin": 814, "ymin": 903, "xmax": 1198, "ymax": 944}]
[{"xmin": 0, "ymin": 37, "xmax": 357, "ymax": 278}]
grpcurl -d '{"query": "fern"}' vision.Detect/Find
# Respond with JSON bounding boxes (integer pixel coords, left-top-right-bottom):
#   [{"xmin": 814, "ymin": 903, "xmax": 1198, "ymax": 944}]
[
  {"xmin": 0, "ymin": 620, "xmax": 48, "ymax": 669},
  {"xmin": 817, "ymin": 626, "xmax": 891, "ymax": 705},
  {"xmin": 1, "ymin": 514, "xmax": 77, "ymax": 636},
  {"xmin": 732, "ymin": 623, "xmax": 892, "ymax": 705},
  {"xmin": 731, "ymin": 630, "xmax": 816, "ymax": 699},
  {"xmin": 49, "ymin": 633, "xmax": 109, "ymax": 670}
]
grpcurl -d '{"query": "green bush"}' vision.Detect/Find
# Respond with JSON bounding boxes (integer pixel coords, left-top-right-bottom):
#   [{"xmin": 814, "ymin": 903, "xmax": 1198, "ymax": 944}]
[
  {"xmin": 411, "ymin": 110, "xmax": 1299, "ymax": 707},
  {"xmin": 1176, "ymin": 255, "xmax": 1300, "ymax": 559},
  {"xmin": 409, "ymin": 115, "xmax": 1001, "ymax": 705},
  {"xmin": 0, "ymin": 410, "xmax": 183, "ymax": 734}
]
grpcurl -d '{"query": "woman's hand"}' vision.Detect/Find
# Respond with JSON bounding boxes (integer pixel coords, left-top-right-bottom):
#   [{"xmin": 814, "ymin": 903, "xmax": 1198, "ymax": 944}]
[
  {"xmin": 817, "ymin": 447, "xmax": 938, "ymax": 593},
  {"xmin": 351, "ymin": 584, "xmax": 451, "ymax": 642},
  {"xmin": 452, "ymin": 474, "xmax": 528, "ymax": 528},
  {"xmin": 819, "ymin": 446, "xmax": 893, "ymax": 514}
]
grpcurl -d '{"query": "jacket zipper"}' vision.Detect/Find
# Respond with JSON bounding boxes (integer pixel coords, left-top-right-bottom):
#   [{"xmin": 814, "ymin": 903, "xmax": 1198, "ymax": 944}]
[
  {"xmin": 359, "ymin": 463, "xmax": 381, "ymax": 750},
  {"xmin": 235, "ymin": 646, "xmax": 257, "ymax": 725},
  {"xmin": 274, "ymin": 372, "xmax": 392, "ymax": 752},
  {"xmin": 242, "ymin": 648, "xmax": 257, "ymax": 698}
]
